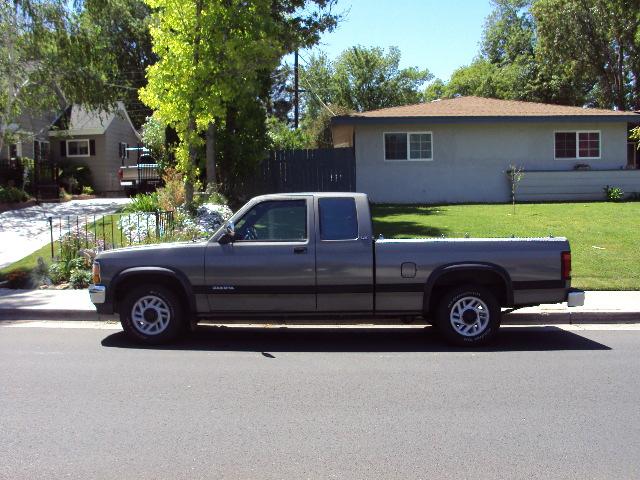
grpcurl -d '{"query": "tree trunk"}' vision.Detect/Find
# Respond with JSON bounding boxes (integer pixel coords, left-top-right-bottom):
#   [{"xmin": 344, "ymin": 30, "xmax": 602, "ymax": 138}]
[
  {"xmin": 185, "ymin": 116, "xmax": 197, "ymax": 208},
  {"xmin": 183, "ymin": 0, "xmax": 204, "ymax": 209},
  {"xmin": 205, "ymin": 121, "xmax": 216, "ymax": 186}
]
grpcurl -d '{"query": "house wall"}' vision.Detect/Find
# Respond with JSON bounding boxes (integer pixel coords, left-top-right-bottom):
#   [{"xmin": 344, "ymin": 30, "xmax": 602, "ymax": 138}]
[
  {"xmin": 354, "ymin": 121, "xmax": 630, "ymax": 204},
  {"xmin": 50, "ymin": 134, "xmax": 105, "ymax": 190},
  {"xmin": 103, "ymin": 112, "xmax": 140, "ymax": 192},
  {"xmin": 49, "ymin": 111, "xmax": 139, "ymax": 194}
]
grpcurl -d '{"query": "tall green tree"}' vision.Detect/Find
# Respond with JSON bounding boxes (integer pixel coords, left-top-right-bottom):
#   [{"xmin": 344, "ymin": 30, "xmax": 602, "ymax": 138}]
[
  {"xmin": 140, "ymin": 0, "xmax": 338, "ymax": 203},
  {"xmin": 533, "ymin": 0, "xmax": 640, "ymax": 110},
  {"xmin": 302, "ymin": 46, "xmax": 431, "ymax": 117}
]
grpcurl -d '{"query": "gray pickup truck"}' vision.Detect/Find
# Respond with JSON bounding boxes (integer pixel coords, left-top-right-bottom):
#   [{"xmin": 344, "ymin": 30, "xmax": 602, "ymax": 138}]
[{"xmin": 89, "ymin": 192, "xmax": 584, "ymax": 345}]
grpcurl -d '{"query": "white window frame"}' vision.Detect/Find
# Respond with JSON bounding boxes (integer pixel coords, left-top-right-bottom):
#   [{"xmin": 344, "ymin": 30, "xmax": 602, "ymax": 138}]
[
  {"xmin": 66, "ymin": 139, "xmax": 90, "ymax": 158},
  {"xmin": 554, "ymin": 130, "xmax": 601, "ymax": 160},
  {"xmin": 383, "ymin": 131, "xmax": 434, "ymax": 162}
]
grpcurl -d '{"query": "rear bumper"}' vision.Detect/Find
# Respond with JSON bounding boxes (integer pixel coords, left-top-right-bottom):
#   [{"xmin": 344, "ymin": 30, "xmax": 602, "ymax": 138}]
[{"xmin": 566, "ymin": 288, "xmax": 585, "ymax": 307}]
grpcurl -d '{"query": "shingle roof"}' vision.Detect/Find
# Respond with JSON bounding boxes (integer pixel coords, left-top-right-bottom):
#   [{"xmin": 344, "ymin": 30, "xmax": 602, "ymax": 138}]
[
  {"xmin": 49, "ymin": 102, "xmax": 140, "ymax": 139},
  {"xmin": 333, "ymin": 96, "xmax": 639, "ymax": 125},
  {"xmin": 354, "ymin": 96, "xmax": 635, "ymax": 117},
  {"xmin": 52, "ymin": 105, "xmax": 115, "ymax": 131}
]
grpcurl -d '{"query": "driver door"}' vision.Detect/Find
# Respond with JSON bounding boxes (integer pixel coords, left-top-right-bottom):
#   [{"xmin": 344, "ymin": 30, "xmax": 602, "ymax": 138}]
[{"xmin": 205, "ymin": 197, "xmax": 316, "ymax": 312}]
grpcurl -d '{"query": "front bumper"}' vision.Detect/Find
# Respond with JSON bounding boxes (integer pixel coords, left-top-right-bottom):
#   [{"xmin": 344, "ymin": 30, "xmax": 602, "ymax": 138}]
[
  {"xmin": 567, "ymin": 288, "xmax": 585, "ymax": 307},
  {"xmin": 89, "ymin": 284, "xmax": 106, "ymax": 304}
]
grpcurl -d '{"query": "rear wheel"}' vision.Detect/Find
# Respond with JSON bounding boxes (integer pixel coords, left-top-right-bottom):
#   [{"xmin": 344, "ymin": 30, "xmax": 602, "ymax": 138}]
[
  {"xmin": 119, "ymin": 284, "xmax": 185, "ymax": 344},
  {"xmin": 435, "ymin": 285, "xmax": 500, "ymax": 346}
]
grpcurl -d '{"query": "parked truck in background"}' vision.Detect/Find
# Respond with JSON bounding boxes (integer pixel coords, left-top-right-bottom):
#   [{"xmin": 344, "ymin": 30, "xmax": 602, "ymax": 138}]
[
  {"xmin": 89, "ymin": 192, "xmax": 585, "ymax": 346},
  {"xmin": 118, "ymin": 146, "xmax": 160, "ymax": 194}
]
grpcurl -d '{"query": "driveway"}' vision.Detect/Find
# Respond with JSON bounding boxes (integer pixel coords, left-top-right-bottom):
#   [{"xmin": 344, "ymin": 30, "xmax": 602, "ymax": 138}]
[{"xmin": 0, "ymin": 198, "xmax": 130, "ymax": 269}]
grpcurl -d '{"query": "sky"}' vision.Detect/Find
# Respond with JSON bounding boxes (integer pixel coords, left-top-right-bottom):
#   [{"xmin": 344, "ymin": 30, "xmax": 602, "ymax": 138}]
[{"xmin": 300, "ymin": 0, "xmax": 494, "ymax": 82}]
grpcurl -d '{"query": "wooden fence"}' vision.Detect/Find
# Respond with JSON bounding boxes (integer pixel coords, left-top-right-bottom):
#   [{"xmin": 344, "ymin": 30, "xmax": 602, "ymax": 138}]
[{"xmin": 244, "ymin": 147, "xmax": 355, "ymax": 196}]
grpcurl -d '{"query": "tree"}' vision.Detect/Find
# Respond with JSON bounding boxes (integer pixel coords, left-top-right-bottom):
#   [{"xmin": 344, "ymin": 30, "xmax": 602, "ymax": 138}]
[
  {"xmin": 140, "ymin": 0, "xmax": 339, "ymax": 204},
  {"xmin": 533, "ymin": 0, "xmax": 640, "ymax": 110},
  {"xmin": 0, "ymin": 0, "xmax": 115, "ymax": 156},
  {"xmin": 302, "ymin": 46, "xmax": 431, "ymax": 116},
  {"xmin": 79, "ymin": 0, "xmax": 156, "ymax": 128},
  {"xmin": 424, "ymin": 0, "xmax": 591, "ymax": 106},
  {"xmin": 140, "ymin": 0, "xmax": 283, "ymax": 205}
]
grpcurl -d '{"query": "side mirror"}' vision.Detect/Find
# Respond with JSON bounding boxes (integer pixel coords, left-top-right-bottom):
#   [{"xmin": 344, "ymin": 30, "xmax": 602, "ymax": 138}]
[
  {"xmin": 218, "ymin": 233, "xmax": 233, "ymax": 245},
  {"xmin": 218, "ymin": 221, "xmax": 235, "ymax": 244}
]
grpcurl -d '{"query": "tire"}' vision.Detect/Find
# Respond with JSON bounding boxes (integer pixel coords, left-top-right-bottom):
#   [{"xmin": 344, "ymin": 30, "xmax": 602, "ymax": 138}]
[
  {"xmin": 434, "ymin": 285, "xmax": 501, "ymax": 346},
  {"xmin": 119, "ymin": 284, "xmax": 185, "ymax": 345}
]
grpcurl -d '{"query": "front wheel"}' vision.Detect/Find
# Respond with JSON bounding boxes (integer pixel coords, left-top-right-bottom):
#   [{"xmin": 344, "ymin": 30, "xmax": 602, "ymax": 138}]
[
  {"xmin": 435, "ymin": 285, "xmax": 500, "ymax": 346},
  {"xmin": 119, "ymin": 284, "xmax": 185, "ymax": 345}
]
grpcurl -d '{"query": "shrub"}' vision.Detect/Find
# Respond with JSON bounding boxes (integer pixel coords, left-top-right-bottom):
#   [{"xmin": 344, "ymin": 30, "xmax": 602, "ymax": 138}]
[
  {"xmin": 604, "ymin": 185, "xmax": 624, "ymax": 202},
  {"xmin": 48, "ymin": 262, "xmax": 68, "ymax": 284},
  {"xmin": 194, "ymin": 184, "xmax": 228, "ymax": 208},
  {"xmin": 157, "ymin": 168, "xmax": 185, "ymax": 212},
  {"xmin": 123, "ymin": 192, "xmax": 160, "ymax": 213},
  {"xmin": 4, "ymin": 267, "xmax": 34, "ymax": 289},
  {"xmin": 82, "ymin": 186, "xmax": 94, "ymax": 195},
  {"xmin": 69, "ymin": 269, "xmax": 92, "ymax": 289},
  {"xmin": 58, "ymin": 161, "xmax": 93, "ymax": 194},
  {"xmin": 0, "ymin": 186, "xmax": 28, "ymax": 203}
]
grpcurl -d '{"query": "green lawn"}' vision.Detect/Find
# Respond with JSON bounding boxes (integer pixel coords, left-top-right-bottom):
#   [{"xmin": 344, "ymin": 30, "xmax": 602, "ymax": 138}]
[{"xmin": 372, "ymin": 202, "xmax": 640, "ymax": 291}]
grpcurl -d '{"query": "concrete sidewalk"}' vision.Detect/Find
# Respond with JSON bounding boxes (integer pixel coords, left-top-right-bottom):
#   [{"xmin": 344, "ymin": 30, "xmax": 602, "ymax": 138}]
[{"xmin": 0, "ymin": 288, "xmax": 638, "ymax": 324}]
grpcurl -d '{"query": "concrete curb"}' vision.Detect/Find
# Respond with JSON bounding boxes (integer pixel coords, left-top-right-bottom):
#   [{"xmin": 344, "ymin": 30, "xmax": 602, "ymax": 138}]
[
  {"xmin": 503, "ymin": 311, "xmax": 640, "ymax": 324},
  {"xmin": 0, "ymin": 308, "xmax": 638, "ymax": 324},
  {"xmin": 0, "ymin": 309, "xmax": 107, "ymax": 321}
]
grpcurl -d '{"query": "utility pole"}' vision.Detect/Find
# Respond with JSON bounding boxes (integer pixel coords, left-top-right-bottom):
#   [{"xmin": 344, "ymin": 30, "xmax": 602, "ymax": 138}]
[{"xmin": 294, "ymin": 49, "xmax": 299, "ymax": 129}]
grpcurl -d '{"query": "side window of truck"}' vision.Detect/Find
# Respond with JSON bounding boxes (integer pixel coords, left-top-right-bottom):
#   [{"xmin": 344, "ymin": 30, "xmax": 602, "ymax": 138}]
[
  {"xmin": 319, "ymin": 198, "xmax": 358, "ymax": 240},
  {"xmin": 234, "ymin": 200, "xmax": 307, "ymax": 242}
]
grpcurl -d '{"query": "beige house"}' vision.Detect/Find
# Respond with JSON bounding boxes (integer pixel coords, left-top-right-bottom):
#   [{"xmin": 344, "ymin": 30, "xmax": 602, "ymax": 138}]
[
  {"xmin": 49, "ymin": 102, "xmax": 141, "ymax": 193},
  {"xmin": 331, "ymin": 96, "xmax": 640, "ymax": 203}
]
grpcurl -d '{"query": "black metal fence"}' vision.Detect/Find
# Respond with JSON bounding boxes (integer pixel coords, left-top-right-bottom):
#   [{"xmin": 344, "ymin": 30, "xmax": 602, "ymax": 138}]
[
  {"xmin": 48, "ymin": 211, "xmax": 175, "ymax": 259},
  {"xmin": 243, "ymin": 147, "xmax": 356, "ymax": 197}
]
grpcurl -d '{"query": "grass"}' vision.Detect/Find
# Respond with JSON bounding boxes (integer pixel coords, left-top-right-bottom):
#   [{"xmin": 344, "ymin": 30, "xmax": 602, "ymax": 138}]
[
  {"xmin": 2, "ymin": 201, "xmax": 637, "ymax": 291},
  {"xmin": 371, "ymin": 201, "xmax": 640, "ymax": 291}
]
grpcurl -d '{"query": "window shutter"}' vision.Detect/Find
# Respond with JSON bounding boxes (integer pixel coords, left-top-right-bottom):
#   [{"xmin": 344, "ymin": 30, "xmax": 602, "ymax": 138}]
[
  {"xmin": 60, "ymin": 141, "xmax": 66, "ymax": 157},
  {"xmin": 89, "ymin": 139, "xmax": 96, "ymax": 156}
]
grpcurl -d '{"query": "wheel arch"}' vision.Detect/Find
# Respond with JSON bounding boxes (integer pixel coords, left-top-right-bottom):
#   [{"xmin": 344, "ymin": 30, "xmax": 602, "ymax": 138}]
[
  {"xmin": 423, "ymin": 262, "xmax": 513, "ymax": 314},
  {"xmin": 111, "ymin": 267, "xmax": 196, "ymax": 316}
]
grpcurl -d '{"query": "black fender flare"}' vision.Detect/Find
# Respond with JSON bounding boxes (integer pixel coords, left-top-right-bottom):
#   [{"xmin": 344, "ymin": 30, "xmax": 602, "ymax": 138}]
[
  {"xmin": 423, "ymin": 262, "xmax": 514, "ymax": 312},
  {"xmin": 110, "ymin": 266, "xmax": 196, "ymax": 314}
]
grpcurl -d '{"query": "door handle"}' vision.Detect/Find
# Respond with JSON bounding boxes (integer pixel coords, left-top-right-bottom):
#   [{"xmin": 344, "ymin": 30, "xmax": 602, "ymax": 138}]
[{"xmin": 293, "ymin": 247, "xmax": 307, "ymax": 254}]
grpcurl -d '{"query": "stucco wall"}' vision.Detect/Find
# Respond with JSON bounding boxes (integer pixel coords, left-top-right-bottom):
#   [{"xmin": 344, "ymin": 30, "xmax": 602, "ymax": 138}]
[{"xmin": 354, "ymin": 121, "xmax": 629, "ymax": 204}]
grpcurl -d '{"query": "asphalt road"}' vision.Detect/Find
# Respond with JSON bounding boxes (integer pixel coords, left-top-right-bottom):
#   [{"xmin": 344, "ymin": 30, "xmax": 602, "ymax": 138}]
[{"xmin": 1, "ymin": 322, "xmax": 639, "ymax": 479}]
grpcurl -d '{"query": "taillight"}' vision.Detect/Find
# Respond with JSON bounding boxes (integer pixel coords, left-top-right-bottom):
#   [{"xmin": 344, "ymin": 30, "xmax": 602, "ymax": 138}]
[
  {"xmin": 561, "ymin": 251, "xmax": 571, "ymax": 280},
  {"xmin": 92, "ymin": 261, "xmax": 101, "ymax": 284},
  {"xmin": 118, "ymin": 168, "xmax": 123, "ymax": 180}
]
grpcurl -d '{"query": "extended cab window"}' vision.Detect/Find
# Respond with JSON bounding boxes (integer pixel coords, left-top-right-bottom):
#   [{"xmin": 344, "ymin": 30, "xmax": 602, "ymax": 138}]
[
  {"xmin": 319, "ymin": 197, "xmax": 358, "ymax": 240},
  {"xmin": 234, "ymin": 200, "xmax": 306, "ymax": 242}
]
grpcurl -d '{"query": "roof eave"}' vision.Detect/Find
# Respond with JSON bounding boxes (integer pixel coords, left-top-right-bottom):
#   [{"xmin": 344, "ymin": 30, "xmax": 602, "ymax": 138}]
[
  {"xmin": 48, "ymin": 128, "xmax": 106, "ymax": 137},
  {"xmin": 331, "ymin": 114, "xmax": 640, "ymax": 125}
]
